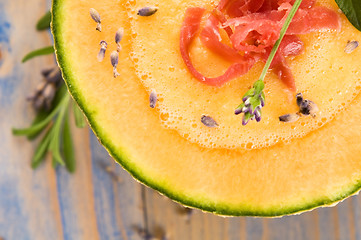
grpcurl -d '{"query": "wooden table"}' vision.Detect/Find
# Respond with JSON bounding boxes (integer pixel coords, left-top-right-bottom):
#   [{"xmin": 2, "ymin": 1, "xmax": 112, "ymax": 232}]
[{"xmin": 1, "ymin": 0, "xmax": 361, "ymax": 239}]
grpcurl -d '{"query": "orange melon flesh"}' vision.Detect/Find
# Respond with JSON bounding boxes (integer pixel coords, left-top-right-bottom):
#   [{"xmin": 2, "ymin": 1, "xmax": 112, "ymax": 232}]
[
  {"xmin": 129, "ymin": 0, "xmax": 361, "ymax": 149},
  {"xmin": 53, "ymin": 0, "xmax": 361, "ymax": 216}
]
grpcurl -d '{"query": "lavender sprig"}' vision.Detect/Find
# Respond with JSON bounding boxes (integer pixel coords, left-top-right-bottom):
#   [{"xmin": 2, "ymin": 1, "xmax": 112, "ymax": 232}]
[
  {"xmin": 235, "ymin": 80, "xmax": 265, "ymax": 125},
  {"xmin": 235, "ymin": 0, "xmax": 303, "ymax": 125}
]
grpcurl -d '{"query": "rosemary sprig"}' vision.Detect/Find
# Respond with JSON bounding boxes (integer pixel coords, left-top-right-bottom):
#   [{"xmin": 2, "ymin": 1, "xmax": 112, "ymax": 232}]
[
  {"xmin": 13, "ymin": 11, "xmax": 86, "ymax": 172},
  {"xmin": 235, "ymin": 0, "xmax": 303, "ymax": 125}
]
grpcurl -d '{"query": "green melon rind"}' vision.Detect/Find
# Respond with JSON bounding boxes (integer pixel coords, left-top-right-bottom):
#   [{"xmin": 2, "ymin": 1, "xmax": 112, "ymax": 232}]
[{"xmin": 51, "ymin": 0, "xmax": 361, "ymax": 217}]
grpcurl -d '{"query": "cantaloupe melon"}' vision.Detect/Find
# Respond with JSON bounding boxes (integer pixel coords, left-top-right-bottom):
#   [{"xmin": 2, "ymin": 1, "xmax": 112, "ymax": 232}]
[{"xmin": 52, "ymin": 0, "xmax": 361, "ymax": 216}]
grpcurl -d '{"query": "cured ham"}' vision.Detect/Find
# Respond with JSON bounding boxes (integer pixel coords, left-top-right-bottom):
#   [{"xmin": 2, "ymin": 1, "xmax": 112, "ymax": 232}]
[{"xmin": 180, "ymin": 0, "xmax": 340, "ymax": 90}]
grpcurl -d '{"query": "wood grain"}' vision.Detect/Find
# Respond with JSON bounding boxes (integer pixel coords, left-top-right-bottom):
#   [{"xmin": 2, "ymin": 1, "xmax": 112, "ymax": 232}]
[{"xmin": 1, "ymin": 0, "xmax": 361, "ymax": 239}]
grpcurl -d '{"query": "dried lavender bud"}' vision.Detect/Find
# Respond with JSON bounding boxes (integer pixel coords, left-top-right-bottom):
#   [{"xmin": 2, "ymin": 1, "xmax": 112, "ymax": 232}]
[
  {"xmin": 34, "ymin": 81, "xmax": 48, "ymax": 96},
  {"xmin": 299, "ymin": 100, "xmax": 319, "ymax": 117},
  {"xmin": 33, "ymin": 94, "xmax": 45, "ymax": 111},
  {"xmin": 97, "ymin": 40, "xmax": 107, "ymax": 62},
  {"xmin": 115, "ymin": 28, "xmax": 124, "ymax": 52},
  {"xmin": 344, "ymin": 40, "xmax": 359, "ymax": 54},
  {"xmin": 296, "ymin": 93, "xmax": 303, "ymax": 107},
  {"xmin": 42, "ymin": 83, "xmax": 56, "ymax": 110},
  {"xmin": 137, "ymin": 6, "xmax": 158, "ymax": 16},
  {"xmin": 45, "ymin": 68, "xmax": 62, "ymax": 84},
  {"xmin": 41, "ymin": 67, "xmax": 55, "ymax": 77},
  {"xmin": 110, "ymin": 51, "xmax": 120, "ymax": 78},
  {"xmin": 149, "ymin": 90, "xmax": 157, "ymax": 108},
  {"xmin": 201, "ymin": 115, "xmax": 219, "ymax": 128},
  {"xmin": 110, "ymin": 51, "xmax": 118, "ymax": 67},
  {"xmin": 90, "ymin": 8, "xmax": 102, "ymax": 31},
  {"xmin": 279, "ymin": 113, "xmax": 300, "ymax": 123}
]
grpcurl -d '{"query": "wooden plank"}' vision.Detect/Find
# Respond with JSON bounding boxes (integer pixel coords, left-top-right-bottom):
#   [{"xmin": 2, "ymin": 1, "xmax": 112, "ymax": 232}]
[
  {"xmin": 353, "ymin": 195, "xmax": 361, "ymax": 240},
  {"xmin": 141, "ymin": 186, "xmax": 361, "ymax": 240},
  {"xmin": 89, "ymin": 132, "xmax": 144, "ymax": 240},
  {"xmin": 0, "ymin": 0, "xmax": 64, "ymax": 239},
  {"xmin": 54, "ymin": 126, "xmax": 100, "ymax": 240}
]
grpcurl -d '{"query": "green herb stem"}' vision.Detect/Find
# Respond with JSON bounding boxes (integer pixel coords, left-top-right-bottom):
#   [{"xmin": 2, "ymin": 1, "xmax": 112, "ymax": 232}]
[
  {"xmin": 31, "ymin": 127, "xmax": 52, "ymax": 168},
  {"xmin": 22, "ymin": 46, "xmax": 54, "ymax": 63},
  {"xmin": 259, "ymin": 0, "xmax": 303, "ymax": 82},
  {"xmin": 63, "ymin": 110, "xmax": 76, "ymax": 172},
  {"xmin": 36, "ymin": 11, "xmax": 51, "ymax": 31},
  {"xmin": 48, "ymin": 95, "xmax": 70, "ymax": 166}
]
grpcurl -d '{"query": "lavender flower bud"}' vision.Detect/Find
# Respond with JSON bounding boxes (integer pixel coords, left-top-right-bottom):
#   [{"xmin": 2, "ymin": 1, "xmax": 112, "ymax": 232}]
[
  {"xmin": 254, "ymin": 108, "xmax": 262, "ymax": 122},
  {"xmin": 234, "ymin": 108, "xmax": 243, "ymax": 115}
]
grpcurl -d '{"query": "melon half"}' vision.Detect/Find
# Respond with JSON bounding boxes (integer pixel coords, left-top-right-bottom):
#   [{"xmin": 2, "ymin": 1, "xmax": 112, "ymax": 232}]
[{"xmin": 52, "ymin": 0, "xmax": 361, "ymax": 216}]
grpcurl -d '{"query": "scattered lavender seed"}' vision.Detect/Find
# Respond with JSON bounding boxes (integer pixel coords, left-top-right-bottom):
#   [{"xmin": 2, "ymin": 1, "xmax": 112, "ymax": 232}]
[
  {"xmin": 149, "ymin": 90, "xmax": 157, "ymax": 108},
  {"xmin": 201, "ymin": 115, "xmax": 219, "ymax": 128},
  {"xmin": 299, "ymin": 99, "xmax": 319, "ymax": 117},
  {"xmin": 296, "ymin": 93, "xmax": 303, "ymax": 107},
  {"xmin": 89, "ymin": 8, "xmax": 102, "ymax": 31},
  {"xmin": 110, "ymin": 51, "xmax": 120, "ymax": 78},
  {"xmin": 344, "ymin": 40, "xmax": 359, "ymax": 54},
  {"xmin": 279, "ymin": 113, "xmax": 300, "ymax": 123},
  {"xmin": 110, "ymin": 51, "xmax": 119, "ymax": 67},
  {"xmin": 137, "ymin": 6, "xmax": 158, "ymax": 16},
  {"xmin": 97, "ymin": 40, "xmax": 108, "ymax": 62},
  {"xmin": 115, "ymin": 28, "xmax": 124, "ymax": 52}
]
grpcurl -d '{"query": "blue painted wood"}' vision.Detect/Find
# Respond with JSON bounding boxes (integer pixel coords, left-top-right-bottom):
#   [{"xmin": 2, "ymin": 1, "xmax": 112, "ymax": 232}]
[
  {"xmin": 89, "ymin": 131, "xmax": 144, "ymax": 240},
  {"xmin": 0, "ymin": 1, "xmax": 64, "ymax": 240},
  {"xmin": 54, "ymin": 128, "xmax": 100, "ymax": 240}
]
